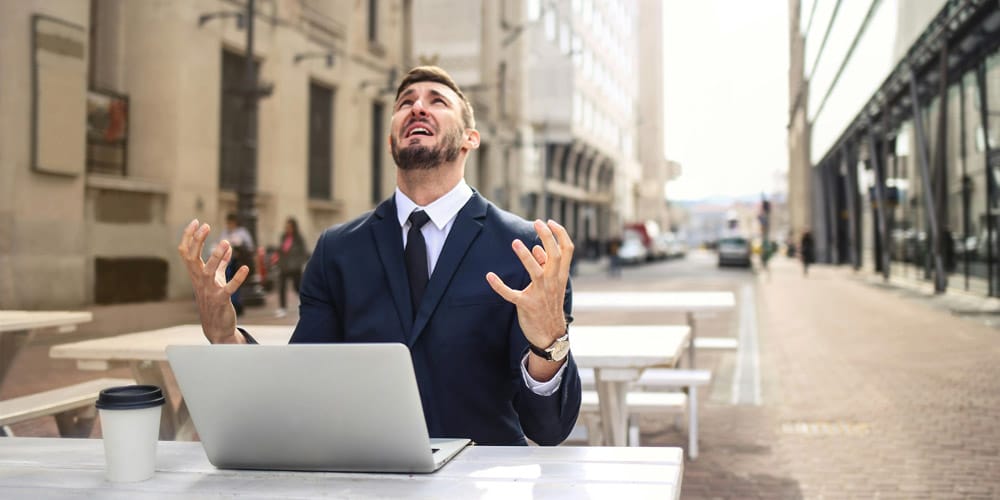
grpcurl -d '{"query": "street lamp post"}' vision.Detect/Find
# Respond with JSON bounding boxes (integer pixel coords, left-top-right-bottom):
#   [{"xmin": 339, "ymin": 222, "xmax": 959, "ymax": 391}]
[
  {"xmin": 237, "ymin": 0, "xmax": 271, "ymax": 306},
  {"xmin": 239, "ymin": 0, "xmax": 259, "ymax": 243}
]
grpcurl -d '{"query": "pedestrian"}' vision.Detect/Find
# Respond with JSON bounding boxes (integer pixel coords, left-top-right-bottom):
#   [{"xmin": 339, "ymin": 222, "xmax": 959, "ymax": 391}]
[
  {"xmin": 608, "ymin": 237, "xmax": 622, "ymax": 278},
  {"xmin": 800, "ymin": 229, "xmax": 815, "ymax": 276},
  {"xmin": 177, "ymin": 66, "xmax": 582, "ymax": 446},
  {"xmin": 274, "ymin": 217, "xmax": 309, "ymax": 318},
  {"xmin": 218, "ymin": 213, "xmax": 255, "ymax": 316}
]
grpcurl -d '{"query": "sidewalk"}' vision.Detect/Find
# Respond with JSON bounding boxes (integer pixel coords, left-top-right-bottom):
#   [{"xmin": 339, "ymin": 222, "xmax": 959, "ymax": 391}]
[{"xmin": 672, "ymin": 257, "xmax": 1000, "ymax": 499}]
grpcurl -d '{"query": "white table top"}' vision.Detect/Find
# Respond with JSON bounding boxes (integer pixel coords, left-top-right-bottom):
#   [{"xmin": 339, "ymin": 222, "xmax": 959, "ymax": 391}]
[
  {"xmin": 0, "ymin": 310, "xmax": 93, "ymax": 333},
  {"xmin": 50, "ymin": 324, "xmax": 690, "ymax": 371},
  {"xmin": 570, "ymin": 325, "xmax": 690, "ymax": 369},
  {"xmin": 49, "ymin": 324, "xmax": 292, "ymax": 362},
  {"xmin": 0, "ymin": 437, "xmax": 682, "ymax": 499},
  {"xmin": 572, "ymin": 291, "xmax": 735, "ymax": 311}
]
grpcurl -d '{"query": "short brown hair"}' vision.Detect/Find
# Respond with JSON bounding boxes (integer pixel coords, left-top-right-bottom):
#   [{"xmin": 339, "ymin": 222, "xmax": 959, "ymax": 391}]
[{"xmin": 395, "ymin": 66, "xmax": 475, "ymax": 129}]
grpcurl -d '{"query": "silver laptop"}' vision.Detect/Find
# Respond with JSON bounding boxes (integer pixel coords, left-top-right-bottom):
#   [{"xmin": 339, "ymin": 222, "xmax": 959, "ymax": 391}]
[{"xmin": 166, "ymin": 343, "xmax": 470, "ymax": 473}]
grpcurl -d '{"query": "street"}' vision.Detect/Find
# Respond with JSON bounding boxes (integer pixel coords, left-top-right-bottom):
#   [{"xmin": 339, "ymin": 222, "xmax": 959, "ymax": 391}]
[{"xmin": 3, "ymin": 251, "xmax": 999, "ymax": 499}]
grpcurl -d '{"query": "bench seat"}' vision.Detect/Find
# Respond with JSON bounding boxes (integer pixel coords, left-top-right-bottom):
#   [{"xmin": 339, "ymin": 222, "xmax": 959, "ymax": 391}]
[
  {"xmin": 0, "ymin": 377, "xmax": 134, "ymax": 437},
  {"xmin": 575, "ymin": 368, "xmax": 711, "ymax": 459},
  {"xmin": 578, "ymin": 367, "xmax": 711, "ymax": 390}
]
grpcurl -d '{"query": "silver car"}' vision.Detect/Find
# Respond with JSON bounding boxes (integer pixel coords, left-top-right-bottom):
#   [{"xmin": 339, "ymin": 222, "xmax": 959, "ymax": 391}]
[{"xmin": 717, "ymin": 237, "xmax": 752, "ymax": 267}]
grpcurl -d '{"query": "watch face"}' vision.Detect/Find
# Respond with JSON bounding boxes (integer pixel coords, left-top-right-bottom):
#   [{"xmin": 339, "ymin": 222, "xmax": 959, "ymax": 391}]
[{"xmin": 550, "ymin": 338, "xmax": 571, "ymax": 361}]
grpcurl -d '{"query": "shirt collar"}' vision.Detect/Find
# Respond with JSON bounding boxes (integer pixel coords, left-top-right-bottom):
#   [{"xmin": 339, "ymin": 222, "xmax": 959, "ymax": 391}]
[{"xmin": 395, "ymin": 179, "xmax": 474, "ymax": 230}]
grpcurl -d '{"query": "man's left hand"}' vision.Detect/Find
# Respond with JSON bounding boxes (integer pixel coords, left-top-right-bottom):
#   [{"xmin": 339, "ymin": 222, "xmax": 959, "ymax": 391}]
[{"xmin": 487, "ymin": 219, "xmax": 574, "ymax": 359}]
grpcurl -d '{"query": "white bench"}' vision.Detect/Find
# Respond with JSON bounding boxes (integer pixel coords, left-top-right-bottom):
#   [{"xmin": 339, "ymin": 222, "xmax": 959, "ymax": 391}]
[
  {"xmin": 0, "ymin": 378, "xmax": 134, "ymax": 437},
  {"xmin": 693, "ymin": 337, "xmax": 739, "ymax": 350},
  {"xmin": 577, "ymin": 368, "xmax": 711, "ymax": 459}
]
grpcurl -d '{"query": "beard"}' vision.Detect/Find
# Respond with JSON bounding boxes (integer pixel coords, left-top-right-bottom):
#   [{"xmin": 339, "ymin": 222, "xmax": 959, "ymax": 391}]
[{"xmin": 391, "ymin": 124, "xmax": 463, "ymax": 171}]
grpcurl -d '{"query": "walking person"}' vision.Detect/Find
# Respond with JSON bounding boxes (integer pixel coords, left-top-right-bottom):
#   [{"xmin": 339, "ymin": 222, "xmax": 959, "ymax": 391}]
[
  {"xmin": 800, "ymin": 229, "xmax": 815, "ymax": 276},
  {"xmin": 607, "ymin": 237, "xmax": 622, "ymax": 278},
  {"xmin": 218, "ymin": 213, "xmax": 255, "ymax": 316},
  {"xmin": 274, "ymin": 217, "xmax": 309, "ymax": 318}
]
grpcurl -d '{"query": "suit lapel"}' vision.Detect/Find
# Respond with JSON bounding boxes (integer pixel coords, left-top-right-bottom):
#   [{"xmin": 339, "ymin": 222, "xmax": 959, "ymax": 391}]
[
  {"xmin": 370, "ymin": 196, "xmax": 414, "ymax": 335},
  {"xmin": 409, "ymin": 193, "xmax": 488, "ymax": 346}
]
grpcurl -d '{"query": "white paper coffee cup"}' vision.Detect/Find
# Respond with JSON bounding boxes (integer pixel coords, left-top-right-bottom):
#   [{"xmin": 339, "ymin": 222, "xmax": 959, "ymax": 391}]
[{"xmin": 96, "ymin": 385, "xmax": 166, "ymax": 482}]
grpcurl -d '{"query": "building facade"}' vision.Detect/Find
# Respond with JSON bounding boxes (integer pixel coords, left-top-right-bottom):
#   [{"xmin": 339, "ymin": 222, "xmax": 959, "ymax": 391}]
[
  {"xmin": 788, "ymin": 0, "xmax": 1000, "ymax": 297},
  {"xmin": 411, "ymin": 0, "xmax": 660, "ymax": 260},
  {"xmin": 1, "ymin": 0, "xmax": 406, "ymax": 308},
  {"xmin": 635, "ymin": 0, "xmax": 676, "ymax": 231}
]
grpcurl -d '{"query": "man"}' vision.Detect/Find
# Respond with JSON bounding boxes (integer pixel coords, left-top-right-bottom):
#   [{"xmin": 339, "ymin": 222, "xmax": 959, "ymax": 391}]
[
  {"xmin": 217, "ymin": 213, "xmax": 255, "ymax": 316},
  {"xmin": 800, "ymin": 229, "xmax": 815, "ymax": 276},
  {"xmin": 178, "ymin": 66, "xmax": 582, "ymax": 446}
]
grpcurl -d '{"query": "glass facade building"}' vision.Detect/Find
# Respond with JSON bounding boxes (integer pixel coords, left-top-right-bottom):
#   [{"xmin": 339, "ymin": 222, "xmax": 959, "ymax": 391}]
[{"xmin": 789, "ymin": 0, "xmax": 1000, "ymax": 297}]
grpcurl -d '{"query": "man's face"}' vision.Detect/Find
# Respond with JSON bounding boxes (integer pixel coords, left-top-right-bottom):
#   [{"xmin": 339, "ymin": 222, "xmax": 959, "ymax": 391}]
[{"xmin": 389, "ymin": 81, "xmax": 471, "ymax": 171}]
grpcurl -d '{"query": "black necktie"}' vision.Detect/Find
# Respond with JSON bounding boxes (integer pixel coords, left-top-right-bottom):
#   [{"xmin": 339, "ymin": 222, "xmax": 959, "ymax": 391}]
[{"xmin": 405, "ymin": 210, "xmax": 431, "ymax": 315}]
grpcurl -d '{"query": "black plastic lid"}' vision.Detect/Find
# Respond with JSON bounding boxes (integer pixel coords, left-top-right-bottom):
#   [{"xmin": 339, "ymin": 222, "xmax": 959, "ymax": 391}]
[{"xmin": 95, "ymin": 385, "xmax": 166, "ymax": 410}]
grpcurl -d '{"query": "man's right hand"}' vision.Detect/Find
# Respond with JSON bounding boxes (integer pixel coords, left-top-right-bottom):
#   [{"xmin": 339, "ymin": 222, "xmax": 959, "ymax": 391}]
[{"xmin": 177, "ymin": 219, "xmax": 248, "ymax": 344}]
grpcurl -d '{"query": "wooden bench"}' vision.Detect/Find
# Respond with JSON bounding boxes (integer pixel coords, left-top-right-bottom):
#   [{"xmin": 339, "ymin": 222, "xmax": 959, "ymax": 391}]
[
  {"xmin": 0, "ymin": 378, "xmax": 134, "ymax": 437},
  {"xmin": 577, "ymin": 368, "xmax": 711, "ymax": 459}
]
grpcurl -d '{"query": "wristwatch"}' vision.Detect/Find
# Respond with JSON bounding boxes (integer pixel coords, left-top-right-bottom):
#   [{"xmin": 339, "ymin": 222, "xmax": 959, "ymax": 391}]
[{"xmin": 528, "ymin": 332, "xmax": 571, "ymax": 362}]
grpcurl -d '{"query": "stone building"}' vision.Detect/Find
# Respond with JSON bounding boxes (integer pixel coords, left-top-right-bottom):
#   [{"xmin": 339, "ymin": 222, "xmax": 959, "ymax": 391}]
[{"xmin": 1, "ymin": 0, "xmax": 406, "ymax": 308}]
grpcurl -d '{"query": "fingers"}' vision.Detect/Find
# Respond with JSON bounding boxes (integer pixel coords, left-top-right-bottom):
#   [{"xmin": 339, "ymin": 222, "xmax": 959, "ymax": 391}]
[
  {"xmin": 532, "ymin": 245, "xmax": 547, "ymax": 266},
  {"xmin": 189, "ymin": 223, "xmax": 211, "ymax": 261},
  {"xmin": 485, "ymin": 272, "xmax": 520, "ymax": 304},
  {"xmin": 223, "ymin": 265, "xmax": 250, "ymax": 295},
  {"xmin": 533, "ymin": 220, "xmax": 561, "ymax": 277},
  {"xmin": 512, "ymin": 239, "xmax": 544, "ymax": 279},
  {"xmin": 205, "ymin": 241, "xmax": 231, "ymax": 283},
  {"xmin": 215, "ymin": 245, "xmax": 231, "ymax": 286},
  {"xmin": 178, "ymin": 219, "xmax": 198, "ymax": 254},
  {"xmin": 546, "ymin": 220, "xmax": 575, "ymax": 281}
]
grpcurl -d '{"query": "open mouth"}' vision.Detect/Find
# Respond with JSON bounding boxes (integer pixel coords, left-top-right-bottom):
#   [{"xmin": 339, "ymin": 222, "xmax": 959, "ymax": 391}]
[{"xmin": 404, "ymin": 122, "xmax": 435, "ymax": 138}]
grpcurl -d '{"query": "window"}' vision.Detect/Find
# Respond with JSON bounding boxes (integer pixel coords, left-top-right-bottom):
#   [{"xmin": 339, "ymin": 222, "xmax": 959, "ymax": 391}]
[
  {"xmin": 367, "ymin": 0, "xmax": 378, "ymax": 43},
  {"xmin": 219, "ymin": 50, "xmax": 258, "ymax": 191},
  {"xmin": 308, "ymin": 82, "xmax": 335, "ymax": 200},
  {"xmin": 86, "ymin": 89, "xmax": 128, "ymax": 176},
  {"xmin": 544, "ymin": 9, "xmax": 556, "ymax": 41},
  {"xmin": 560, "ymin": 23, "xmax": 571, "ymax": 54},
  {"xmin": 498, "ymin": 61, "xmax": 508, "ymax": 118},
  {"xmin": 572, "ymin": 35, "xmax": 582, "ymax": 66},
  {"xmin": 527, "ymin": 0, "xmax": 541, "ymax": 21},
  {"xmin": 371, "ymin": 102, "xmax": 384, "ymax": 204}
]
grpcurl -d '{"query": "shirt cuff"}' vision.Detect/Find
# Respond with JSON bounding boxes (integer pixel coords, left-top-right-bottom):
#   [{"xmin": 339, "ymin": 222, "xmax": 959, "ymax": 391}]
[{"xmin": 520, "ymin": 352, "xmax": 566, "ymax": 396}]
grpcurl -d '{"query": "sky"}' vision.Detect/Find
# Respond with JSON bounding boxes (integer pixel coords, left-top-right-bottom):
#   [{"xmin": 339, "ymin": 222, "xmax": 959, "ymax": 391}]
[{"xmin": 662, "ymin": 0, "xmax": 790, "ymax": 201}]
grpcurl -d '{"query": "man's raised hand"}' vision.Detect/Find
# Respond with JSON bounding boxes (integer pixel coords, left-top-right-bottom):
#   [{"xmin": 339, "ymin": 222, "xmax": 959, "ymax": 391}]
[
  {"xmin": 177, "ymin": 219, "xmax": 247, "ymax": 344},
  {"xmin": 486, "ymin": 219, "xmax": 574, "ymax": 355}
]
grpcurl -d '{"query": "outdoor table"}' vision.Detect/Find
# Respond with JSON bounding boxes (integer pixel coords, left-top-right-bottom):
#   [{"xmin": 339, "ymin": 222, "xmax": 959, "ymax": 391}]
[
  {"xmin": 50, "ymin": 323, "xmax": 688, "ymax": 446},
  {"xmin": 0, "ymin": 437, "xmax": 683, "ymax": 499},
  {"xmin": 0, "ymin": 310, "xmax": 92, "ymax": 389},
  {"xmin": 570, "ymin": 325, "xmax": 689, "ymax": 447},
  {"xmin": 572, "ymin": 291, "xmax": 735, "ymax": 369},
  {"xmin": 49, "ymin": 324, "xmax": 290, "ymax": 440},
  {"xmin": 0, "ymin": 438, "xmax": 684, "ymax": 500}
]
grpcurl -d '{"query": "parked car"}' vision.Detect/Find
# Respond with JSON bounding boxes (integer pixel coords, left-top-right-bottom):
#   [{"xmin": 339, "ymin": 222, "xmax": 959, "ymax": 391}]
[
  {"xmin": 618, "ymin": 230, "xmax": 649, "ymax": 264},
  {"xmin": 717, "ymin": 236, "xmax": 752, "ymax": 267},
  {"xmin": 624, "ymin": 221, "xmax": 667, "ymax": 260},
  {"xmin": 657, "ymin": 232, "xmax": 687, "ymax": 259}
]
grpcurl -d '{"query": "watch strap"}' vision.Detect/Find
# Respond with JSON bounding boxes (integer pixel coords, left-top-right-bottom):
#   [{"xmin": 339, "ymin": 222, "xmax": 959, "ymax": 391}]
[{"xmin": 528, "ymin": 341, "xmax": 554, "ymax": 360}]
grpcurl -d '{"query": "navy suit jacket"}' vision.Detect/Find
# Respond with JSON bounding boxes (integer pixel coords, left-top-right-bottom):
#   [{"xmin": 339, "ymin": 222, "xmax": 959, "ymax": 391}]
[{"xmin": 289, "ymin": 192, "xmax": 582, "ymax": 446}]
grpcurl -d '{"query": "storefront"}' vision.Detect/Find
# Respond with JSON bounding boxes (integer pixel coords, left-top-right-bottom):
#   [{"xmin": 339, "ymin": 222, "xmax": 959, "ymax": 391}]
[{"xmin": 812, "ymin": 1, "xmax": 1000, "ymax": 297}]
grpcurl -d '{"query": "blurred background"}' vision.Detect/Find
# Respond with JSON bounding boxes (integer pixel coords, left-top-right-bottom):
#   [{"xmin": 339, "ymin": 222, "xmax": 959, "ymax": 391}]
[{"xmin": 0, "ymin": 0, "xmax": 998, "ymax": 310}]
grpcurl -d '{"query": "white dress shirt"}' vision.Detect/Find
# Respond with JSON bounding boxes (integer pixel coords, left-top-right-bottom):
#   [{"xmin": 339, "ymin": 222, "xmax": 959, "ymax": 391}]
[{"xmin": 395, "ymin": 180, "xmax": 566, "ymax": 396}]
